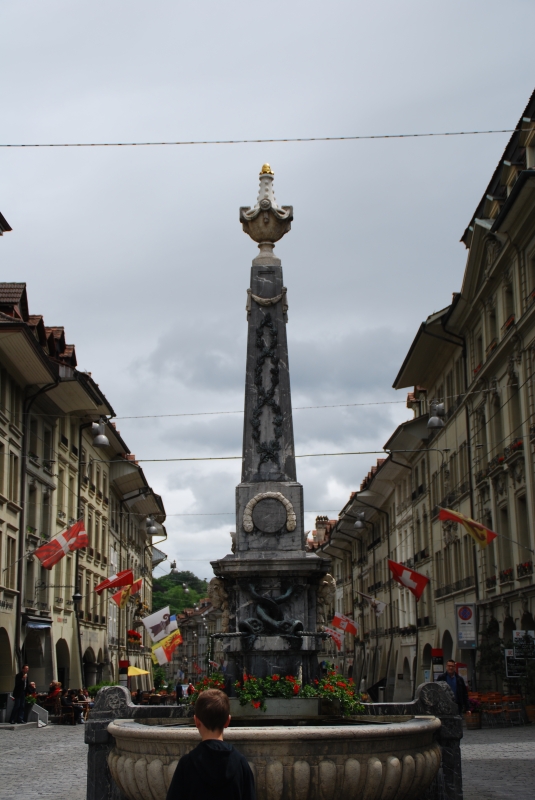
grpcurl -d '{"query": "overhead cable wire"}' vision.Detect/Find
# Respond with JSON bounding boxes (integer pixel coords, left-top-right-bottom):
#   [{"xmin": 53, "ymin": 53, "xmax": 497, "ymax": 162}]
[{"xmin": 0, "ymin": 128, "xmax": 522, "ymax": 149}]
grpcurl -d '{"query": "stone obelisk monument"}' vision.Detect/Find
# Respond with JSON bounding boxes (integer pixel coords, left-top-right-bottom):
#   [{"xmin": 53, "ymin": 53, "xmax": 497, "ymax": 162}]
[{"xmin": 211, "ymin": 165, "xmax": 330, "ymax": 685}]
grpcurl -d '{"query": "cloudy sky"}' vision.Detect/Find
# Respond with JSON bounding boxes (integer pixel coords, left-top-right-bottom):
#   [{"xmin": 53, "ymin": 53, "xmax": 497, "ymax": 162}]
[{"xmin": 2, "ymin": 1, "xmax": 534, "ymax": 581}]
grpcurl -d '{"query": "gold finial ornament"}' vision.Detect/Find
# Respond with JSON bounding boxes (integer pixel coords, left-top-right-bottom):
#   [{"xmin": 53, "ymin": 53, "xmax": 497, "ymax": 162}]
[{"xmin": 260, "ymin": 163, "xmax": 274, "ymax": 175}]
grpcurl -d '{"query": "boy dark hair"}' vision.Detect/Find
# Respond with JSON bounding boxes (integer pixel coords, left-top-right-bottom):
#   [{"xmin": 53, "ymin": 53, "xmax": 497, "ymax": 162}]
[
  {"xmin": 166, "ymin": 688, "xmax": 255, "ymax": 800},
  {"xmin": 195, "ymin": 688, "xmax": 230, "ymax": 731}
]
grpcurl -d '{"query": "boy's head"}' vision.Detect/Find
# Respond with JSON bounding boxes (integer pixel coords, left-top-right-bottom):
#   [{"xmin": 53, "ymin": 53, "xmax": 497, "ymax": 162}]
[{"xmin": 194, "ymin": 689, "xmax": 230, "ymax": 737}]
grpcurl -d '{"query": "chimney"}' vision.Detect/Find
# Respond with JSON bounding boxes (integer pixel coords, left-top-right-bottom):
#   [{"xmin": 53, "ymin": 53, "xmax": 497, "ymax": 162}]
[{"xmin": 315, "ymin": 515, "xmax": 329, "ymax": 544}]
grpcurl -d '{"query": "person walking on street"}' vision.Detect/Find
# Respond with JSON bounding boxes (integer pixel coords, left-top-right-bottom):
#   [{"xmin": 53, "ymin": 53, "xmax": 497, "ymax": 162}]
[
  {"xmin": 175, "ymin": 682, "xmax": 184, "ymax": 703},
  {"xmin": 437, "ymin": 659, "xmax": 469, "ymax": 714},
  {"xmin": 10, "ymin": 664, "xmax": 30, "ymax": 724},
  {"xmin": 166, "ymin": 688, "xmax": 255, "ymax": 800}
]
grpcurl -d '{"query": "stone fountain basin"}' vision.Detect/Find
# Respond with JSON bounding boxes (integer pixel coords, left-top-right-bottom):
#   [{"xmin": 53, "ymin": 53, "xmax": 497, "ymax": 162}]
[{"xmin": 108, "ymin": 716, "xmax": 441, "ymax": 800}]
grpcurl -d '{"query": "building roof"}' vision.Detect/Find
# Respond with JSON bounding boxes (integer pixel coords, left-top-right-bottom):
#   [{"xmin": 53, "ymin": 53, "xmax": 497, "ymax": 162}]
[
  {"xmin": 462, "ymin": 88, "xmax": 535, "ymax": 245},
  {"xmin": 0, "ymin": 212, "xmax": 12, "ymax": 234},
  {"xmin": 0, "ymin": 283, "xmax": 29, "ymax": 320},
  {"xmin": 392, "ymin": 297, "xmax": 463, "ymax": 390}
]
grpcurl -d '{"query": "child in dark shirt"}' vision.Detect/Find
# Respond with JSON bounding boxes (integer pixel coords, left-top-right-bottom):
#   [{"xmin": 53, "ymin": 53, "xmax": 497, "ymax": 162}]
[{"xmin": 166, "ymin": 688, "xmax": 256, "ymax": 800}]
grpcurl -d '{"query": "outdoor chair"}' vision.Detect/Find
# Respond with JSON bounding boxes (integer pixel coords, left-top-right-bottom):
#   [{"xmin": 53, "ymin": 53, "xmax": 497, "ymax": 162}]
[
  {"xmin": 60, "ymin": 704, "xmax": 75, "ymax": 725},
  {"xmin": 481, "ymin": 693, "xmax": 505, "ymax": 727},
  {"xmin": 502, "ymin": 695, "xmax": 524, "ymax": 726}
]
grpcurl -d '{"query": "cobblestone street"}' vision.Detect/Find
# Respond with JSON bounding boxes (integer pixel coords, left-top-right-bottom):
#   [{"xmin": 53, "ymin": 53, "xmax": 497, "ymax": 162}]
[
  {"xmin": 461, "ymin": 725, "xmax": 535, "ymax": 800},
  {"xmin": 0, "ymin": 725, "xmax": 86, "ymax": 800},
  {"xmin": 1, "ymin": 723, "xmax": 534, "ymax": 800}
]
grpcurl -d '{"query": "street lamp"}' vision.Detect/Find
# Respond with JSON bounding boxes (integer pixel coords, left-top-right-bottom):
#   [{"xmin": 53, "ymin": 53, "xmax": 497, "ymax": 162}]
[
  {"xmin": 427, "ymin": 401, "xmax": 445, "ymax": 430},
  {"xmin": 146, "ymin": 516, "xmax": 158, "ymax": 536},
  {"xmin": 91, "ymin": 418, "xmax": 110, "ymax": 448},
  {"xmin": 72, "ymin": 590, "xmax": 83, "ymax": 611},
  {"xmin": 353, "ymin": 512, "xmax": 367, "ymax": 530}
]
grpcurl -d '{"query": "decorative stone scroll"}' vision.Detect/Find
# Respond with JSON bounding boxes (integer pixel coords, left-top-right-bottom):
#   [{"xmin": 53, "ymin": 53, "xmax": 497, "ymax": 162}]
[
  {"xmin": 243, "ymin": 491, "xmax": 296, "ymax": 533},
  {"xmin": 246, "ymin": 287, "xmax": 288, "ymax": 319}
]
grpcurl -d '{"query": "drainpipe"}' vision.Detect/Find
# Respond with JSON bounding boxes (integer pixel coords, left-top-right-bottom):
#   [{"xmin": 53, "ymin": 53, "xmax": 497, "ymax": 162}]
[
  {"xmin": 74, "ymin": 421, "xmax": 92, "ymax": 687},
  {"xmin": 15, "ymin": 381, "xmax": 58, "ymax": 669},
  {"xmin": 352, "ymin": 496, "xmax": 392, "ymax": 700},
  {"xmin": 389, "ymin": 456, "xmax": 420, "ymax": 700}
]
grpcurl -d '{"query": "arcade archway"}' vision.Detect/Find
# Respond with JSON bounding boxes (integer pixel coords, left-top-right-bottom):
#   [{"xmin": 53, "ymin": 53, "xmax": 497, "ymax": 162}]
[
  {"xmin": 0, "ymin": 628, "xmax": 13, "ymax": 692},
  {"xmin": 56, "ymin": 639, "xmax": 70, "ymax": 690}
]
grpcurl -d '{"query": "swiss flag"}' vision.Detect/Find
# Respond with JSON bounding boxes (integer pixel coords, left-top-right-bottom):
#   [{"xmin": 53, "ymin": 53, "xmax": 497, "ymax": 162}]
[
  {"xmin": 34, "ymin": 520, "xmax": 88, "ymax": 570},
  {"xmin": 388, "ymin": 559, "xmax": 429, "ymax": 601},
  {"xmin": 95, "ymin": 569, "xmax": 134, "ymax": 595},
  {"xmin": 332, "ymin": 612, "xmax": 358, "ymax": 636}
]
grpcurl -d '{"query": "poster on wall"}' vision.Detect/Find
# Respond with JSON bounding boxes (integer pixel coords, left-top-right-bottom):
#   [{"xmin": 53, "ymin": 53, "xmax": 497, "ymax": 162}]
[
  {"xmin": 455, "ymin": 603, "xmax": 477, "ymax": 648},
  {"xmin": 431, "ymin": 648, "xmax": 443, "ymax": 681}
]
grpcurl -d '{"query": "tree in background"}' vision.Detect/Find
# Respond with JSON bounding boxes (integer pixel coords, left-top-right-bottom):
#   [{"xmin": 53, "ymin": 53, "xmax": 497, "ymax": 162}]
[{"xmin": 152, "ymin": 570, "xmax": 208, "ymax": 617}]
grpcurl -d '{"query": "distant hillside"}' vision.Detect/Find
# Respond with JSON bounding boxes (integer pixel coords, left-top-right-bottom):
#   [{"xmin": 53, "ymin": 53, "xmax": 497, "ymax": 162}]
[{"xmin": 152, "ymin": 570, "xmax": 209, "ymax": 616}]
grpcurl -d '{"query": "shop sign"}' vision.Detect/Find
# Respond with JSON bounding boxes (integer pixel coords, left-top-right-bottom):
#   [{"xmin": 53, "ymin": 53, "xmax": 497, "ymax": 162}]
[
  {"xmin": 513, "ymin": 630, "xmax": 535, "ymax": 659},
  {"xmin": 505, "ymin": 649, "xmax": 526, "ymax": 678},
  {"xmin": 455, "ymin": 603, "xmax": 476, "ymax": 648}
]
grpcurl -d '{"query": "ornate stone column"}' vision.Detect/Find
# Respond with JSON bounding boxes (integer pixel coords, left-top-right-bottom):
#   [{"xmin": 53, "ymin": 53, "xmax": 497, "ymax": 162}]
[{"xmin": 211, "ymin": 166, "xmax": 330, "ymax": 684}]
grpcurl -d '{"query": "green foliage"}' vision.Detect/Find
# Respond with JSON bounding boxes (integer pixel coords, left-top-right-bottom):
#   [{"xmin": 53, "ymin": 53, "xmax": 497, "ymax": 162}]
[
  {"xmin": 153, "ymin": 666, "xmax": 167, "ymax": 691},
  {"xmin": 152, "ymin": 571, "xmax": 208, "ymax": 617},
  {"xmin": 476, "ymin": 622, "xmax": 505, "ymax": 690},
  {"xmin": 190, "ymin": 673, "xmax": 226, "ymax": 704},
  {"xmin": 87, "ymin": 681, "xmax": 117, "ymax": 697},
  {"xmin": 233, "ymin": 670, "xmax": 364, "ymax": 717}
]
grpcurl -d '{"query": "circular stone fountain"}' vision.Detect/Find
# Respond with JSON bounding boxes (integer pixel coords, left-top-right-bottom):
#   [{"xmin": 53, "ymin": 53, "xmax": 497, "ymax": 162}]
[{"xmin": 108, "ymin": 717, "xmax": 441, "ymax": 800}]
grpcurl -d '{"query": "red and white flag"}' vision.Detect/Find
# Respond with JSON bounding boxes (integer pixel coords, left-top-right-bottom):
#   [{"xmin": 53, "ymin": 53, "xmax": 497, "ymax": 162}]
[
  {"xmin": 34, "ymin": 520, "xmax": 88, "ymax": 570},
  {"xmin": 356, "ymin": 590, "xmax": 387, "ymax": 617},
  {"xmin": 95, "ymin": 569, "xmax": 134, "ymax": 595},
  {"xmin": 331, "ymin": 612, "xmax": 358, "ymax": 636},
  {"xmin": 324, "ymin": 627, "xmax": 343, "ymax": 651},
  {"xmin": 388, "ymin": 559, "xmax": 429, "ymax": 600}
]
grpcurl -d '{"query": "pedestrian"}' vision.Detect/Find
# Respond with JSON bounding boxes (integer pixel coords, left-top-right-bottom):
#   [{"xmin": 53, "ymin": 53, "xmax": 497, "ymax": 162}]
[
  {"xmin": 175, "ymin": 682, "xmax": 183, "ymax": 703},
  {"xmin": 437, "ymin": 659, "xmax": 469, "ymax": 714},
  {"xmin": 9, "ymin": 664, "xmax": 30, "ymax": 724},
  {"xmin": 166, "ymin": 689, "xmax": 255, "ymax": 800}
]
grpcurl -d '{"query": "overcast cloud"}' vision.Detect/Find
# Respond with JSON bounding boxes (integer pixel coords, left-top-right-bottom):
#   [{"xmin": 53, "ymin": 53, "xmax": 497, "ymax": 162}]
[{"xmin": 2, "ymin": 1, "xmax": 535, "ymax": 579}]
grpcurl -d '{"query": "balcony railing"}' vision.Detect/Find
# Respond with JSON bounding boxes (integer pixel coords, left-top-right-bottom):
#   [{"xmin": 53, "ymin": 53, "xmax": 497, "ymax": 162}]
[
  {"xmin": 414, "ymin": 547, "xmax": 430, "ymax": 563},
  {"xmin": 486, "ymin": 575, "xmax": 497, "ymax": 589},
  {"xmin": 367, "ymin": 581, "xmax": 382, "ymax": 593},
  {"xmin": 499, "ymin": 568, "xmax": 514, "ymax": 584},
  {"xmin": 517, "ymin": 561, "xmax": 533, "ymax": 579},
  {"xmin": 486, "ymin": 338, "xmax": 498, "ymax": 357},
  {"xmin": 367, "ymin": 537, "xmax": 381, "ymax": 551},
  {"xmin": 435, "ymin": 575, "xmax": 475, "ymax": 599},
  {"xmin": 504, "ymin": 438, "xmax": 524, "ymax": 459},
  {"xmin": 501, "ymin": 314, "xmax": 515, "ymax": 334}
]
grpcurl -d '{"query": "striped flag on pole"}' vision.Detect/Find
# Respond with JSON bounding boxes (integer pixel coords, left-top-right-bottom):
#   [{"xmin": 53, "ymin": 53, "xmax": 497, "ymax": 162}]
[
  {"xmin": 111, "ymin": 578, "xmax": 143, "ymax": 609},
  {"xmin": 438, "ymin": 508, "xmax": 498, "ymax": 548},
  {"xmin": 34, "ymin": 520, "xmax": 88, "ymax": 570}
]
